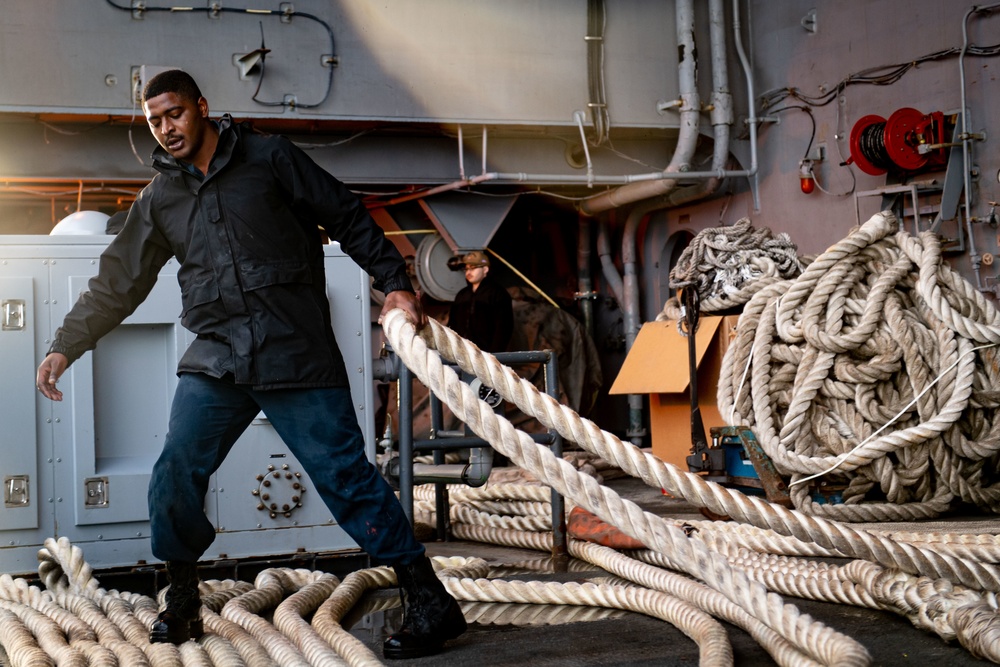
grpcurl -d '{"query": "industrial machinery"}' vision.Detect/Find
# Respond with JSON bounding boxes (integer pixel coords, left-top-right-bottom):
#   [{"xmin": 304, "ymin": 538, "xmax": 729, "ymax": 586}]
[
  {"xmin": 686, "ymin": 426, "xmax": 792, "ymax": 511},
  {"xmin": 846, "ymin": 107, "xmax": 954, "ymax": 176}
]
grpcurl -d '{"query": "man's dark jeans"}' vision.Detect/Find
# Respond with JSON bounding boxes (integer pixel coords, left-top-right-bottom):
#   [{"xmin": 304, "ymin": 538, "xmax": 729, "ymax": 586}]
[{"xmin": 148, "ymin": 372, "xmax": 424, "ymax": 565}]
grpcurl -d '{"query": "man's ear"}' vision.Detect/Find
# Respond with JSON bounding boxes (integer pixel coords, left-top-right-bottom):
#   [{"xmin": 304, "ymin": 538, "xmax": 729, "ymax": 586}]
[{"xmin": 198, "ymin": 97, "xmax": 210, "ymax": 118}]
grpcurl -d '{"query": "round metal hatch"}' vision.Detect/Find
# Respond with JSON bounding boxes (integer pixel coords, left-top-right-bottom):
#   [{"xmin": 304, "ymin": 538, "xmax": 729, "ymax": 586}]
[{"xmin": 414, "ymin": 234, "xmax": 467, "ymax": 302}]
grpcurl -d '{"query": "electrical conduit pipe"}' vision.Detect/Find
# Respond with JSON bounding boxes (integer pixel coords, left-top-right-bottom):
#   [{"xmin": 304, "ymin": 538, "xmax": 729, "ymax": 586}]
[{"xmin": 578, "ymin": 0, "xmax": 701, "ymax": 216}]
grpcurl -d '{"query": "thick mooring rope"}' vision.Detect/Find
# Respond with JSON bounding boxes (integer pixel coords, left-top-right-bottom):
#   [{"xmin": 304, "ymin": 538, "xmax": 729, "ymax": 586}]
[
  {"xmin": 3, "ymin": 212, "xmax": 1000, "ymax": 665},
  {"xmin": 657, "ymin": 217, "xmax": 803, "ymax": 321},
  {"xmin": 382, "ymin": 304, "xmax": 1000, "ymax": 664},
  {"xmin": 714, "ymin": 212, "xmax": 1000, "ymax": 523}
]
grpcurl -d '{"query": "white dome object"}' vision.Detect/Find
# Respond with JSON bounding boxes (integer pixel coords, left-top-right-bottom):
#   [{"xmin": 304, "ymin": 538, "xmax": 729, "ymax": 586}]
[{"xmin": 50, "ymin": 211, "xmax": 111, "ymax": 235}]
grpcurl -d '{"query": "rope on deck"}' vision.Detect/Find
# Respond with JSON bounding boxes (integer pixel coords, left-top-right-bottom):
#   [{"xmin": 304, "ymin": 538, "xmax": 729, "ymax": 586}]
[{"xmin": 2, "ymin": 210, "xmax": 999, "ymax": 665}]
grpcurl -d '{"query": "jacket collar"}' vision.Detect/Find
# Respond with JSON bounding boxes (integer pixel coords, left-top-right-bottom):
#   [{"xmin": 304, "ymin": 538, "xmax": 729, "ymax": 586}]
[{"xmin": 151, "ymin": 114, "xmax": 237, "ymax": 178}]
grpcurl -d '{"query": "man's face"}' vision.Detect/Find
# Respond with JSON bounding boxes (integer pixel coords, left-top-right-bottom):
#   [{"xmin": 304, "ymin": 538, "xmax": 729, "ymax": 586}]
[
  {"xmin": 143, "ymin": 92, "xmax": 209, "ymax": 162},
  {"xmin": 464, "ymin": 264, "xmax": 488, "ymax": 286}
]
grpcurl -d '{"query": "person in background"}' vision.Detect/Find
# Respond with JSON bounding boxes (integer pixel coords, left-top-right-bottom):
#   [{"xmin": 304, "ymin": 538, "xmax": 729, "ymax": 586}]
[
  {"xmin": 448, "ymin": 250, "xmax": 513, "ymax": 352},
  {"xmin": 34, "ymin": 69, "xmax": 465, "ymax": 660}
]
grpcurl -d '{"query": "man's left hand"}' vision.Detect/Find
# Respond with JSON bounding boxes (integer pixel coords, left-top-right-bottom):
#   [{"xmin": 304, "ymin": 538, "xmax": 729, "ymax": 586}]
[{"xmin": 380, "ymin": 290, "xmax": 427, "ymax": 330}]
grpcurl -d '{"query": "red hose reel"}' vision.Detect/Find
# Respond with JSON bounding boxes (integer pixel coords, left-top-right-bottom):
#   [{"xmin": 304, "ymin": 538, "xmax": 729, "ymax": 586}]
[{"xmin": 847, "ymin": 107, "xmax": 949, "ymax": 176}]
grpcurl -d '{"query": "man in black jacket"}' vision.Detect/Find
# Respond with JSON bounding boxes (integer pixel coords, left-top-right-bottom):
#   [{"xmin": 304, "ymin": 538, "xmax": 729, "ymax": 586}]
[
  {"xmin": 35, "ymin": 70, "xmax": 465, "ymax": 659},
  {"xmin": 448, "ymin": 250, "xmax": 514, "ymax": 352}
]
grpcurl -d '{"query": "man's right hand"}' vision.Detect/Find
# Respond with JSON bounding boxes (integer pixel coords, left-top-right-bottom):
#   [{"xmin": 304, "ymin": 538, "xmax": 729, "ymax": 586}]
[{"xmin": 37, "ymin": 353, "xmax": 69, "ymax": 402}]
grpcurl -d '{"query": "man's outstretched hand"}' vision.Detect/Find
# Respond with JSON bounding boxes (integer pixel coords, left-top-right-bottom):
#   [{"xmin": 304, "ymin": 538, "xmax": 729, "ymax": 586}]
[
  {"xmin": 379, "ymin": 290, "xmax": 427, "ymax": 330},
  {"xmin": 36, "ymin": 352, "xmax": 68, "ymax": 401}
]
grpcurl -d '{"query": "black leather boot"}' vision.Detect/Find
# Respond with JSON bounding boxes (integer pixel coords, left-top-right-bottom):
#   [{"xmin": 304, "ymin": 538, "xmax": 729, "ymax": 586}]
[
  {"xmin": 383, "ymin": 556, "xmax": 467, "ymax": 659},
  {"xmin": 149, "ymin": 560, "xmax": 204, "ymax": 644}
]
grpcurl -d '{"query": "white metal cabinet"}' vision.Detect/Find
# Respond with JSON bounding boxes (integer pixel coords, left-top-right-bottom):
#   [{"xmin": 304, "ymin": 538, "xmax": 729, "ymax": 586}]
[{"xmin": 0, "ymin": 236, "xmax": 372, "ymax": 575}]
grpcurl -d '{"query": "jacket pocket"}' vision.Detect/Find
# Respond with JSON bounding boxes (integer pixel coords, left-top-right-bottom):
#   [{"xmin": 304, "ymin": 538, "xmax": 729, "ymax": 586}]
[
  {"xmin": 180, "ymin": 275, "xmax": 221, "ymax": 318},
  {"xmin": 239, "ymin": 260, "xmax": 314, "ymax": 291}
]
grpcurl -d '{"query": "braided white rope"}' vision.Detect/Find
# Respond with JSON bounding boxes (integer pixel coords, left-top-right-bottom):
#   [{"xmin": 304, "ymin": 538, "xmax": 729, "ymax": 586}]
[
  {"xmin": 383, "ymin": 309, "xmax": 871, "ymax": 666},
  {"xmin": 717, "ymin": 212, "xmax": 1000, "ymax": 525},
  {"xmin": 396, "ymin": 308, "xmax": 1000, "ymax": 592}
]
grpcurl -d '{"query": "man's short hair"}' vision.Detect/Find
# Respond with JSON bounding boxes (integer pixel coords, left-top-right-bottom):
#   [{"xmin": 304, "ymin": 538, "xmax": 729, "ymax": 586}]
[{"xmin": 142, "ymin": 69, "xmax": 203, "ymax": 105}]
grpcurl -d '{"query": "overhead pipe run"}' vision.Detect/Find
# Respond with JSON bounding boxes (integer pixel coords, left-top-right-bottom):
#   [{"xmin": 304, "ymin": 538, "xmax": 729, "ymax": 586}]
[
  {"xmin": 667, "ymin": 0, "xmax": 733, "ymax": 207},
  {"xmin": 578, "ymin": 0, "xmax": 701, "ymax": 216},
  {"xmin": 369, "ymin": 0, "xmax": 759, "ymax": 211},
  {"xmin": 592, "ymin": 0, "xmax": 706, "ymax": 446}
]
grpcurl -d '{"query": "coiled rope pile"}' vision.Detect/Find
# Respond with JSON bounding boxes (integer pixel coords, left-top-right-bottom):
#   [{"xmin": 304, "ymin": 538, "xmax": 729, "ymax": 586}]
[
  {"xmin": 3, "ymin": 212, "xmax": 1000, "ymax": 665},
  {"xmin": 669, "ymin": 211, "xmax": 1000, "ymax": 524},
  {"xmin": 657, "ymin": 217, "xmax": 803, "ymax": 321}
]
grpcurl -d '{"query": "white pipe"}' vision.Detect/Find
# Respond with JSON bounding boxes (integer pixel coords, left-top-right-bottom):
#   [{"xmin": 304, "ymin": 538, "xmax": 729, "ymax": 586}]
[
  {"xmin": 578, "ymin": 0, "xmax": 701, "ymax": 216},
  {"xmin": 667, "ymin": 0, "xmax": 733, "ymax": 206},
  {"xmin": 457, "ymin": 124, "xmax": 466, "ymax": 180},
  {"xmin": 482, "ymin": 126, "xmax": 488, "ymax": 175},
  {"xmin": 574, "ymin": 109, "xmax": 595, "ymax": 187},
  {"xmin": 732, "ymin": 0, "xmax": 760, "ymax": 212}
]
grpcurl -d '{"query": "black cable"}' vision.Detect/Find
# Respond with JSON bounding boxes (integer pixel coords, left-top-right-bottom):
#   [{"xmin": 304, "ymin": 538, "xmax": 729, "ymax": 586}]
[
  {"xmin": 104, "ymin": 0, "xmax": 335, "ymax": 109},
  {"xmin": 767, "ymin": 105, "xmax": 816, "ymax": 160},
  {"xmin": 759, "ymin": 42, "xmax": 1000, "ymax": 110},
  {"xmin": 856, "ymin": 122, "xmax": 894, "ymax": 172}
]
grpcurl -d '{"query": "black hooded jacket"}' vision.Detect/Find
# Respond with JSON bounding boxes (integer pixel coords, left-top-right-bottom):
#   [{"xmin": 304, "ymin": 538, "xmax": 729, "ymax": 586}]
[{"xmin": 49, "ymin": 116, "xmax": 411, "ymax": 389}]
